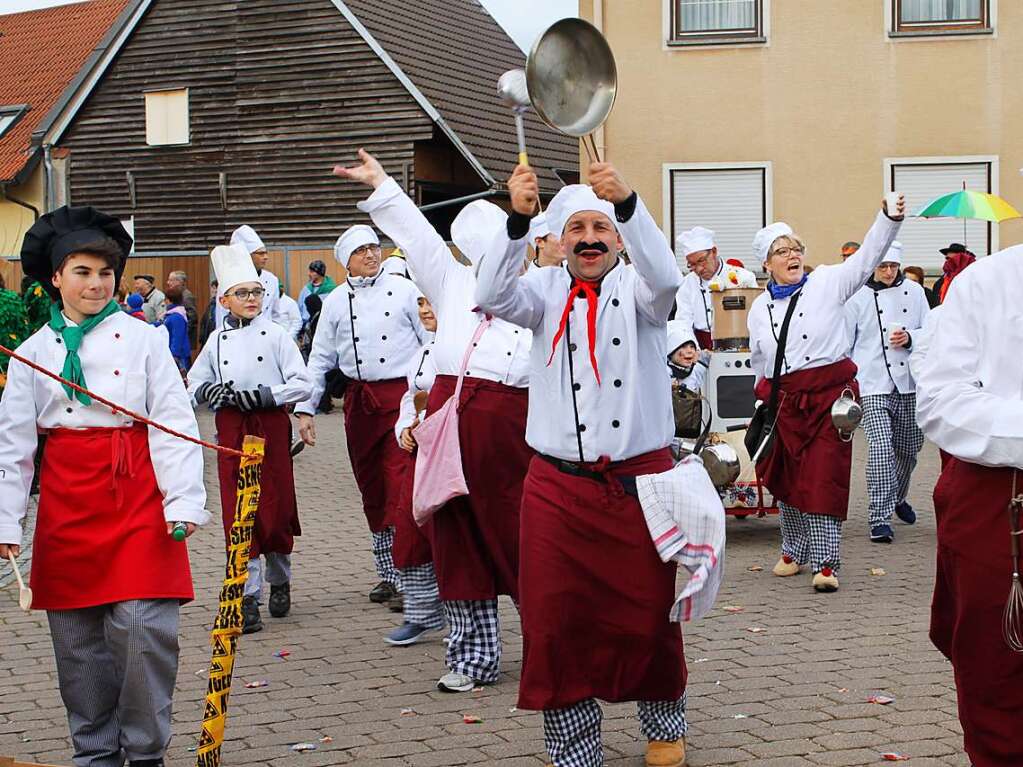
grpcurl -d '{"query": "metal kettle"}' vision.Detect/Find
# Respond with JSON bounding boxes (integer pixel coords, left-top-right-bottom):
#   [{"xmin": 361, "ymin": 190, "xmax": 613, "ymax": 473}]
[{"xmin": 830, "ymin": 387, "xmax": 862, "ymax": 441}]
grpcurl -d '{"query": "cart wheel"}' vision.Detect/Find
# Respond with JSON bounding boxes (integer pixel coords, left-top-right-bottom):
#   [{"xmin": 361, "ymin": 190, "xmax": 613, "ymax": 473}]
[{"xmin": 734, "ymin": 514, "xmax": 749, "ymax": 520}]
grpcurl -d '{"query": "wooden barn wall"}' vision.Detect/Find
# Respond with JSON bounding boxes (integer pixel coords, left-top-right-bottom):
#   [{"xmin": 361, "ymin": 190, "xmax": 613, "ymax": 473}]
[{"xmin": 58, "ymin": 0, "xmax": 438, "ymax": 251}]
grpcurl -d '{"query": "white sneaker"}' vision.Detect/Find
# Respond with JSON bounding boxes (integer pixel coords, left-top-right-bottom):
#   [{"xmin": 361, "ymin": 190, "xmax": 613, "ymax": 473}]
[{"xmin": 437, "ymin": 672, "xmax": 475, "ymax": 692}]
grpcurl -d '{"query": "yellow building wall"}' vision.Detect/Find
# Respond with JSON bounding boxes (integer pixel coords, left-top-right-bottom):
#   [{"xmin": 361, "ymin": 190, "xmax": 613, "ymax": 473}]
[
  {"xmin": 583, "ymin": 0, "xmax": 1023, "ymax": 267},
  {"xmin": 0, "ymin": 164, "xmax": 44, "ymax": 262}
]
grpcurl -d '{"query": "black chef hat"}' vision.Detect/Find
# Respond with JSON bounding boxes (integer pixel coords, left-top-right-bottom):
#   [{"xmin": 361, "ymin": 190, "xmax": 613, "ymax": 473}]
[{"xmin": 20, "ymin": 205, "xmax": 133, "ymax": 300}]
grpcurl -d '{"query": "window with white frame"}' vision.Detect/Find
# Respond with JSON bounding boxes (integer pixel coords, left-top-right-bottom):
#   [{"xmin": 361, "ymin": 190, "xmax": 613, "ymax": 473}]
[
  {"xmin": 669, "ymin": 0, "xmax": 764, "ymax": 44},
  {"xmin": 144, "ymin": 89, "xmax": 189, "ymax": 146},
  {"xmin": 887, "ymin": 158, "xmax": 994, "ymax": 272},
  {"xmin": 667, "ymin": 164, "xmax": 770, "ymax": 272},
  {"xmin": 893, "ymin": 0, "xmax": 991, "ymax": 34}
]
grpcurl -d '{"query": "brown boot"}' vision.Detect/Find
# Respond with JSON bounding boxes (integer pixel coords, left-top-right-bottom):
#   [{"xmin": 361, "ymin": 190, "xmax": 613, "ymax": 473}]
[{"xmin": 646, "ymin": 737, "xmax": 686, "ymax": 767}]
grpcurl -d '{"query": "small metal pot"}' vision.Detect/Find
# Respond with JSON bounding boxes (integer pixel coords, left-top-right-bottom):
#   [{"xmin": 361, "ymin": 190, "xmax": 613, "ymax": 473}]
[
  {"xmin": 699, "ymin": 443, "xmax": 741, "ymax": 488},
  {"xmin": 830, "ymin": 387, "xmax": 863, "ymax": 440}
]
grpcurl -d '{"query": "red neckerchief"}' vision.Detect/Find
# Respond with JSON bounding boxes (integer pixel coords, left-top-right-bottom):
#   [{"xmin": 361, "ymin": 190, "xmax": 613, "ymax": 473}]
[
  {"xmin": 939, "ymin": 252, "xmax": 976, "ymax": 303},
  {"xmin": 548, "ymin": 279, "xmax": 601, "ymax": 385}
]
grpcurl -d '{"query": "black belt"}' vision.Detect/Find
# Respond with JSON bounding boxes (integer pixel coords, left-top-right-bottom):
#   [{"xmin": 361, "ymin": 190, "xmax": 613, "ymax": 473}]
[{"xmin": 538, "ymin": 454, "xmax": 639, "ymax": 497}]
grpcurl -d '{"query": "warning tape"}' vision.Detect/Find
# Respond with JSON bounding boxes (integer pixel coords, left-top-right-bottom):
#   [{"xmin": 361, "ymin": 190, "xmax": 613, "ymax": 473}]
[
  {"xmin": 0, "ymin": 342, "xmax": 243, "ymax": 458},
  {"xmin": 196, "ymin": 435, "xmax": 265, "ymax": 767}
]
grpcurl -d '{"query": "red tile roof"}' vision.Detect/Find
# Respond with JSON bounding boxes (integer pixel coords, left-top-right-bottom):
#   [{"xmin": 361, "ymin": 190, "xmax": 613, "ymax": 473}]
[{"xmin": 0, "ymin": 0, "xmax": 128, "ymax": 184}]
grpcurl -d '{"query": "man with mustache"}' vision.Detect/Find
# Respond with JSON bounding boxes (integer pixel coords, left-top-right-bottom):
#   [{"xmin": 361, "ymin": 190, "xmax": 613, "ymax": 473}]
[{"xmin": 476, "ymin": 164, "xmax": 689, "ymax": 767}]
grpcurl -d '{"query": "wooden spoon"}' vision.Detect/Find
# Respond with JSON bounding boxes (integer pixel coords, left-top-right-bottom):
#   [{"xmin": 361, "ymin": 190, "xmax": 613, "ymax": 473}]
[{"xmin": 7, "ymin": 552, "xmax": 32, "ymax": 611}]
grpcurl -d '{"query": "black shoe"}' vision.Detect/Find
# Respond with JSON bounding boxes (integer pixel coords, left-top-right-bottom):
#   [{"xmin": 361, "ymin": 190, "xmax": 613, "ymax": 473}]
[
  {"xmin": 369, "ymin": 581, "xmax": 397, "ymax": 604},
  {"xmin": 895, "ymin": 501, "xmax": 917, "ymax": 525},
  {"xmin": 388, "ymin": 592, "xmax": 405, "ymax": 613},
  {"xmin": 130, "ymin": 761, "xmax": 165, "ymax": 767},
  {"xmin": 268, "ymin": 582, "xmax": 291, "ymax": 618},
  {"xmin": 870, "ymin": 524, "xmax": 894, "ymax": 543},
  {"xmin": 242, "ymin": 595, "xmax": 263, "ymax": 634}
]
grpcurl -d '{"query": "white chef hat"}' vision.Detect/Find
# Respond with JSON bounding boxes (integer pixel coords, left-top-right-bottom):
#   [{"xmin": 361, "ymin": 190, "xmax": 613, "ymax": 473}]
[
  {"xmin": 334, "ymin": 224, "xmax": 379, "ymax": 269},
  {"xmin": 381, "ymin": 256, "xmax": 407, "ymax": 277},
  {"xmin": 666, "ymin": 320, "xmax": 697, "ymax": 357},
  {"xmin": 753, "ymin": 222, "xmax": 795, "ymax": 262},
  {"xmin": 451, "ymin": 199, "xmax": 507, "ymax": 268},
  {"xmin": 882, "ymin": 241, "xmax": 903, "ymax": 265},
  {"xmin": 676, "ymin": 226, "xmax": 716, "ymax": 257},
  {"xmin": 528, "ymin": 212, "xmax": 551, "ymax": 243},
  {"xmin": 546, "ymin": 184, "xmax": 616, "ymax": 238},
  {"xmin": 230, "ymin": 225, "xmax": 266, "ymax": 255},
  {"xmin": 211, "ymin": 244, "xmax": 259, "ymax": 296}
]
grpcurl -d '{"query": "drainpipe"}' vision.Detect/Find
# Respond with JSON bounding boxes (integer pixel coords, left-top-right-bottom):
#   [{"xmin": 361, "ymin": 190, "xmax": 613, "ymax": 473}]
[{"xmin": 43, "ymin": 144, "xmax": 55, "ymax": 212}]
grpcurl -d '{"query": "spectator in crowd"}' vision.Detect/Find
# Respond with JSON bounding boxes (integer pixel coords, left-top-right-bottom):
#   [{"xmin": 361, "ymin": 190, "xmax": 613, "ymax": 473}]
[
  {"xmin": 199, "ymin": 278, "xmax": 218, "ymax": 345},
  {"xmin": 133, "ymin": 274, "xmax": 166, "ymax": 322},
  {"xmin": 166, "ymin": 270, "xmax": 198, "ymax": 345},
  {"xmin": 125, "ymin": 293, "xmax": 147, "ymax": 321},
  {"xmin": 297, "ymin": 259, "xmax": 336, "ymax": 325},
  {"xmin": 277, "ymin": 283, "xmax": 303, "ymax": 340},
  {"xmin": 840, "ymin": 241, "xmax": 860, "ymax": 261},
  {"xmin": 903, "ymin": 265, "xmax": 938, "ymax": 307},
  {"xmin": 161, "ymin": 284, "xmax": 191, "ymax": 372},
  {"xmin": 930, "ymin": 243, "xmax": 976, "ymax": 306}
]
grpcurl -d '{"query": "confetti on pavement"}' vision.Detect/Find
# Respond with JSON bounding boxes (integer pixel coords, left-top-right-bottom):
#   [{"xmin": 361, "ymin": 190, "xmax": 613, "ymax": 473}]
[
  {"xmin": 274, "ymin": 649, "xmax": 291, "ymax": 659},
  {"xmin": 400, "ymin": 708, "xmax": 417, "ymax": 717},
  {"xmin": 881, "ymin": 753, "xmax": 910, "ymax": 761},
  {"xmin": 244, "ymin": 680, "xmax": 269, "ymax": 689},
  {"xmin": 319, "ymin": 736, "xmax": 333, "ymax": 743},
  {"xmin": 867, "ymin": 694, "xmax": 895, "ymax": 705},
  {"xmin": 745, "ymin": 626, "xmax": 767, "ymax": 633},
  {"xmin": 290, "ymin": 743, "xmax": 317, "ymax": 753},
  {"xmin": 870, "ymin": 568, "xmax": 887, "ymax": 576},
  {"xmin": 462, "ymin": 714, "xmax": 483, "ymax": 724},
  {"xmin": 722, "ymin": 605, "xmax": 745, "ymax": 613},
  {"xmin": 748, "ymin": 565, "xmax": 764, "ymax": 572}
]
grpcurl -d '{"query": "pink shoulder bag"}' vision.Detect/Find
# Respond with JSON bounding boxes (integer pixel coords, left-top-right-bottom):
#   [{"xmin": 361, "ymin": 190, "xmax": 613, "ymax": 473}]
[{"xmin": 412, "ymin": 317, "xmax": 490, "ymax": 525}]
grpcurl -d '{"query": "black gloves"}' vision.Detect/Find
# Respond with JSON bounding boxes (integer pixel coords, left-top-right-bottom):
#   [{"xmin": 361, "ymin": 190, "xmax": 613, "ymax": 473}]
[
  {"xmin": 234, "ymin": 385, "xmax": 277, "ymax": 412},
  {"xmin": 197, "ymin": 382, "xmax": 235, "ymax": 410}
]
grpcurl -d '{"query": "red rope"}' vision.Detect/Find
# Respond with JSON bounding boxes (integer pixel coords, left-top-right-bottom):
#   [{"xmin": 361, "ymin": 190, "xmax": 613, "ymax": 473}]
[{"xmin": 0, "ymin": 343, "xmax": 244, "ymax": 458}]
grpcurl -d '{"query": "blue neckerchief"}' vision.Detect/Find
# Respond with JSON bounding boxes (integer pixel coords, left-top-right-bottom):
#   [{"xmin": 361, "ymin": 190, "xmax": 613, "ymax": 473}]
[{"xmin": 767, "ymin": 274, "xmax": 808, "ymax": 300}]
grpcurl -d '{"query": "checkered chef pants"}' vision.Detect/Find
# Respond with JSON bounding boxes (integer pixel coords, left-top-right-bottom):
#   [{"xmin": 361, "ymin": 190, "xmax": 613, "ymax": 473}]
[
  {"xmin": 371, "ymin": 527, "xmax": 402, "ymax": 590},
  {"xmin": 400, "ymin": 563, "xmax": 445, "ymax": 630},
  {"xmin": 444, "ymin": 599, "xmax": 501, "ymax": 683},
  {"xmin": 543, "ymin": 692, "xmax": 688, "ymax": 767},
  {"xmin": 779, "ymin": 502, "xmax": 843, "ymax": 573},
  {"xmin": 860, "ymin": 392, "xmax": 924, "ymax": 529}
]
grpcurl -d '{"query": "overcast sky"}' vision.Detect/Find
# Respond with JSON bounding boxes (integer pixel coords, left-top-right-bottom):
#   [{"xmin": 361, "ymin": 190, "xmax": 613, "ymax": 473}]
[{"xmin": 2, "ymin": 0, "xmax": 577, "ymax": 51}]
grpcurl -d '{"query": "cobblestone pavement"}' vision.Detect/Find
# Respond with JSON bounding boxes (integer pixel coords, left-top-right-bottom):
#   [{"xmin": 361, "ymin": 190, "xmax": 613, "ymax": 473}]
[{"xmin": 0, "ymin": 411, "xmax": 970, "ymax": 767}]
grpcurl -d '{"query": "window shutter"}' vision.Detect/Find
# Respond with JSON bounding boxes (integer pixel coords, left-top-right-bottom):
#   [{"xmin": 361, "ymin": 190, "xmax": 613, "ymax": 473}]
[
  {"xmin": 671, "ymin": 167, "xmax": 766, "ymax": 272},
  {"xmin": 145, "ymin": 89, "xmax": 190, "ymax": 146},
  {"xmin": 891, "ymin": 162, "xmax": 990, "ymax": 272}
]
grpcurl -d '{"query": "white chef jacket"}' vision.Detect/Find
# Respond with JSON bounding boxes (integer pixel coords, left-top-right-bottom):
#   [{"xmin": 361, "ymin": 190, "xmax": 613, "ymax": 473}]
[
  {"xmin": 394, "ymin": 340, "xmax": 437, "ymax": 442},
  {"xmin": 277, "ymin": 293, "xmax": 303, "ymax": 339},
  {"xmin": 215, "ymin": 268, "xmax": 283, "ymax": 328},
  {"xmin": 845, "ymin": 276, "xmax": 930, "ymax": 396},
  {"xmin": 187, "ymin": 314, "xmax": 312, "ymax": 407},
  {"xmin": 673, "ymin": 259, "xmax": 757, "ymax": 335},
  {"xmin": 476, "ymin": 194, "xmax": 682, "ymax": 463},
  {"xmin": 295, "ymin": 270, "xmax": 424, "ymax": 416},
  {"xmin": 748, "ymin": 211, "xmax": 901, "ymax": 385},
  {"xmin": 358, "ymin": 178, "xmax": 531, "ymax": 387},
  {"xmin": 915, "ymin": 246, "xmax": 1023, "ymax": 468},
  {"xmin": 0, "ymin": 311, "xmax": 209, "ymax": 546}
]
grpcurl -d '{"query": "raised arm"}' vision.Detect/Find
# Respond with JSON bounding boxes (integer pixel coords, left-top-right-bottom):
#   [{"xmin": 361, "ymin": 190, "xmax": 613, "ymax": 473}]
[
  {"xmin": 915, "ymin": 269, "xmax": 1023, "ymax": 467},
  {"xmin": 475, "ymin": 164, "xmax": 546, "ymax": 330},
  {"xmin": 825, "ymin": 198, "xmax": 904, "ymax": 304},
  {"xmin": 336, "ymin": 150, "xmax": 457, "ymax": 306}
]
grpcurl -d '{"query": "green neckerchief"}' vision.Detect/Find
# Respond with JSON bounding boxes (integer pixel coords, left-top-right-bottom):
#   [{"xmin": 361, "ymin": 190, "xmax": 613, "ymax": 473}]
[
  {"xmin": 48, "ymin": 300, "xmax": 121, "ymax": 405},
  {"xmin": 310, "ymin": 276, "xmax": 337, "ymax": 296}
]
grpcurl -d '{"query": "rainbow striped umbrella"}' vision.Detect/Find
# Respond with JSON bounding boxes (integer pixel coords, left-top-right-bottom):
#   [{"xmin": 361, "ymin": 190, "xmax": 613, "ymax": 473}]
[{"xmin": 915, "ymin": 188, "xmax": 1021, "ymax": 222}]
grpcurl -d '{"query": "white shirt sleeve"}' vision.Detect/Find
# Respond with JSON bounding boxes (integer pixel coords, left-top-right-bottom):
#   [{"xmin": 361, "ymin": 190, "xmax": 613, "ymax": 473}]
[
  {"xmin": 619, "ymin": 195, "xmax": 684, "ymax": 324},
  {"xmin": 394, "ymin": 388, "xmax": 417, "ymax": 444},
  {"xmin": 185, "ymin": 336, "xmax": 219, "ymax": 406},
  {"xmin": 143, "ymin": 330, "xmax": 210, "ymax": 526},
  {"xmin": 475, "ymin": 226, "xmax": 546, "ymax": 331},
  {"xmin": 915, "ymin": 273, "xmax": 1023, "ymax": 467},
  {"xmin": 818, "ymin": 211, "xmax": 902, "ymax": 304},
  {"xmin": 0, "ymin": 349, "xmax": 41, "ymax": 545}
]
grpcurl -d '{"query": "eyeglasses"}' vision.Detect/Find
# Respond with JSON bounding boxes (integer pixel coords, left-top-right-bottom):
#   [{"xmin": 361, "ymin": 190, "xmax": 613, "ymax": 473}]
[
  {"xmin": 228, "ymin": 288, "xmax": 265, "ymax": 300},
  {"xmin": 770, "ymin": 246, "xmax": 804, "ymax": 258},
  {"xmin": 686, "ymin": 252, "xmax": 713, "ymax": 269},
  {"xmin": 351, "ymin": 244, "xmax": 380, "ymax": 258},
  {"xmin": 877, "ymin": 263, "xmax": 900, "ymax": 271}
]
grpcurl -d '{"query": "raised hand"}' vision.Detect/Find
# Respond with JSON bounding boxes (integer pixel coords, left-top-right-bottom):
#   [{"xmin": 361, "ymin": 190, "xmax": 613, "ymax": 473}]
[
  {"xmin": 509, "ymin": 164, "xmax": 539, "ymax": 216},
  {"xmin": 589, "ymin": 162, "xmax": 633, "ymax": 205},
  {"xmin": 333, "ymin": 148, "xmax": 388, "ymax": 189}
]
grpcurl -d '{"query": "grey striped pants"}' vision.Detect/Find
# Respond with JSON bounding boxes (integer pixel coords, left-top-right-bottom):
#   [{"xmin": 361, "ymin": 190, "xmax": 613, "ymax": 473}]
[{"xmin": 47, "ymin": 599, "xmax": 180, "ymax": 767}]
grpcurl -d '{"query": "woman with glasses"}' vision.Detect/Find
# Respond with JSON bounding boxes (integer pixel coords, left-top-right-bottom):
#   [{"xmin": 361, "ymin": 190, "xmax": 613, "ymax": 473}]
[{"xmin": 746, "ymin": 196, "xmax": 904, "ymax": 593}]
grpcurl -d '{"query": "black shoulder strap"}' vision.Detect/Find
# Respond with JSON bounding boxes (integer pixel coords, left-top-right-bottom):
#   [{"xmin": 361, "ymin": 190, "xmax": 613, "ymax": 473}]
[{"xmin": 767, "ymin": 291, "xmax": 801, "ymax": 413}]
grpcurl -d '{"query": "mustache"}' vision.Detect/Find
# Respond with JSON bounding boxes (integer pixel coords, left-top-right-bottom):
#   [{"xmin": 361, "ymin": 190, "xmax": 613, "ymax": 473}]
[{"xmin": 574, "ymin": 240, "xmax": 609, "ymax": 255}]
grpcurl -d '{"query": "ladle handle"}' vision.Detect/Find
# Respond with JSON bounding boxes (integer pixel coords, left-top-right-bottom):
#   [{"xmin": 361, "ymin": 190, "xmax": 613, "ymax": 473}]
[
  {"xmin": 514, "ymin": 114, "xmax": 528, "ymax": 166},
  {"xmin": 7, "ymin": 551, "xmax": 26, "ymax": 592}
]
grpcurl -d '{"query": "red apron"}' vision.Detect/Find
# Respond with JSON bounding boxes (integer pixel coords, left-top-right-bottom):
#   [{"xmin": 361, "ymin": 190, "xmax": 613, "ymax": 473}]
[
  {"xmin": 930, "ymin": 458, "xmax": 1023, "ymax": 767},
  {"xmin": 31, "ymin": 425, "xmax": 193, "ymax": 610},
  {"xmin": 754, "ymin": 358, "xmax": 858, "ymax": 519},
  {"xmin": 392, "ymin": 450, "xmax": 433, "ymax": 569},
  {"xmin": 517, "ymin": 448, "xmax": 685, "ymax": 711},
  {"xmin": 216, "ymin": 407, "xmax": 300, "ymax": 558},
  {"xmin": 424, "ymin": 374, "xmax": 531, "ymax": 602},
  {"xmin": 694, "ymin": 329, "xmax": 713, "ymax": 351},
  {"xmin": 342, "ymin": 379, "xmax": 409, "ymax": 533}
]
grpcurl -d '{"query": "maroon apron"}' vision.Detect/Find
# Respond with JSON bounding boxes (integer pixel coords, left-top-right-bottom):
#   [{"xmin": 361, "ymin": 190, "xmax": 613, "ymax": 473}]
[
  {"xmin": 392, "ymin": 450, "xmax": 433, "ymax": 569},
  {"xmin": 32, "ymin": 425, "xmax": 194, "ymax": 610},
  {"xmin": 930, "ymin": 458, "xmax": 1023, "ymax": 767},
  {"xmin": 694, "ymin": 329, "xmax": 713, "ymax": 351},
  {"xmin": 517, "ymin": 448, "xmax": 686, "ymax": 711},
  {"xmin": 216, "ymin": 407, "xmax": 300, "ymax": 558},
  {"xmin": 754, "ymin": 358, "xmax": 858, "ymax": 519},
  {"xmin": 424, "ymin": 374, "xmax": 531, "ymax": 602},
  {"xmin": 341, "ymin": 378, "xmax": 409, "ymax": 533}
]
